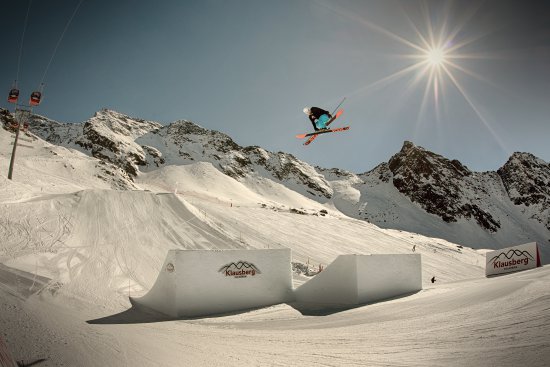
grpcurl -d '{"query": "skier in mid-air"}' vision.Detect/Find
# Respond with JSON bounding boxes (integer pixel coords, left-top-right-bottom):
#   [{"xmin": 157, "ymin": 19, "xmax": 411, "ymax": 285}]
[{"xmin": 303, "ymin": 106, "xmax": 332, "ymax": 131}]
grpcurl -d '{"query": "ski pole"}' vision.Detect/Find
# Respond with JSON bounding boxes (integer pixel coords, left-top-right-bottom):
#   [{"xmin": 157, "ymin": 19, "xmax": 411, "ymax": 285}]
[{"xmin": 330, "ymin": 97, "xmax": 346, "ymax": 116}]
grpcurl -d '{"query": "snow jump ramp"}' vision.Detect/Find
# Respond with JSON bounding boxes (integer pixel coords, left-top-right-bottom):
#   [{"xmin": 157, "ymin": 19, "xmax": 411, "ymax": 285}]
[
  {"xmin": 293, "ymin": 254, "xmax": 422, "ymax": 313},
  {"xmin": 131, "ymin": 249, "xmax": 293, "ymax": 318}
]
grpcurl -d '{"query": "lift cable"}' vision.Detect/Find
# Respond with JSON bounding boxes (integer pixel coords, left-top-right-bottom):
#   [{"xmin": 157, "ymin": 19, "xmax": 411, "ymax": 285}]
[
  {"xmin": 14, "ymin": 0, "xmax": 33, "ymax": 87},
  {"xmin": 39, "ymin": 0, "xmax": 85, "ymax": 86}
]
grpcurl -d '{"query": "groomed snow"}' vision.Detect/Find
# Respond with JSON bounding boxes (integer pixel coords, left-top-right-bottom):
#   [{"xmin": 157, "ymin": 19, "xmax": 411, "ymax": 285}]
[{"xmin": 1, "ymin": 127, "xmax": 549, "ymax": 366}]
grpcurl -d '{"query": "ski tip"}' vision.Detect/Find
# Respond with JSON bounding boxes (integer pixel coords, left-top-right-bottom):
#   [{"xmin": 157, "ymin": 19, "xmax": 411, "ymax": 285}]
[{"xmin": 295, "ymin": 134, "xmax": 307, "ymax": 139}]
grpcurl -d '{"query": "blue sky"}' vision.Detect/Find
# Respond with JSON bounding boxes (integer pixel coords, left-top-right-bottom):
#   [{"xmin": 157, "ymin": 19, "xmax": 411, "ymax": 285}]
[{"xmin": 1, "ymin": 0, "xmax": 549, "ymax": 173}]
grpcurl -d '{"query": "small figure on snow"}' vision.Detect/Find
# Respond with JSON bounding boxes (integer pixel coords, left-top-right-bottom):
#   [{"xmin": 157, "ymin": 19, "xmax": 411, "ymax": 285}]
[
  {"xmin": 412, "ymin": 245, "xmax": 416, "ymax": 252},
  {"xmin": 303, "ymin": 107, "xmax": 332, "ymax": 131},
  {"xmin": 431, "ymin": 276, "xmax": 436, "ymax": 284}
]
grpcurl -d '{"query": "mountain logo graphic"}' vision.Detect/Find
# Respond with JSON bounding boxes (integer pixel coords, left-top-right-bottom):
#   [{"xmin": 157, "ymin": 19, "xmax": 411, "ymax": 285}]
[
  {"xmin": 488, "ymin": 249, "xmax": 534, "ymax": 269},
  {"xmin": 219, "ymin": 261, "xmax": 261, "ymax": 278}
]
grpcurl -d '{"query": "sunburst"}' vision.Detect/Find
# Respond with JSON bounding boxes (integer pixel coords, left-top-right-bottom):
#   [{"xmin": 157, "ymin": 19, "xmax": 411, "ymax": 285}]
[
  {"xmin": 324, "ymin": 1, "xmax": 506, "ymax": 150},
  {"xmin": 426, "ymin": 47, "xmax": 446, "ymax": 67}
]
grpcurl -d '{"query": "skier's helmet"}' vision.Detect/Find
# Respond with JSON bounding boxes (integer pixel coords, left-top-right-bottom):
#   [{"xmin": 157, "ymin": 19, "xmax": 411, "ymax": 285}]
[{"xmin": 303, "ymin": 107, "xmax": 311, "ymax": 115}]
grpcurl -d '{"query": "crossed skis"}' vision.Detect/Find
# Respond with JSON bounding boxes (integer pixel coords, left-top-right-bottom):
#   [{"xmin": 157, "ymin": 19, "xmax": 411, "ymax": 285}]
[{"xmin": 295, "ymin": 109, "xmax": 350, "ymax": 145}]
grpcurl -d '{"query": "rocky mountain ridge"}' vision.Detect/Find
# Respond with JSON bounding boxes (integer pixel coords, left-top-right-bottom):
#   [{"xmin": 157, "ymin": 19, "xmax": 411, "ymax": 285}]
[
  {"xmin": 386, "ymin": 141, "xmax": 501, "ymax": 232},
  {"xmin": 2, "ymin": 108, "xmax": 549, "ymax": 253}
]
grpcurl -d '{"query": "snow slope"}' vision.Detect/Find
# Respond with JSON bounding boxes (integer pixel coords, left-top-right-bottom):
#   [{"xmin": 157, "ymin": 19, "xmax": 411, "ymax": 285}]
[
  {"xmin": 1, "ymin": 119, "xmax": 549, "ymax": 366},
  {"xmin": 1, "ymin": 261, "xmax": 548, "ymax": 366}
]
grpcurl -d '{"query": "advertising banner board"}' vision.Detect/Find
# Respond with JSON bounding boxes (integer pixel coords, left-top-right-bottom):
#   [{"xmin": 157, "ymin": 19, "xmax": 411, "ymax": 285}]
[{"xmin": 485, "ymin": 242, "xmax": 542, "ymax": 277}]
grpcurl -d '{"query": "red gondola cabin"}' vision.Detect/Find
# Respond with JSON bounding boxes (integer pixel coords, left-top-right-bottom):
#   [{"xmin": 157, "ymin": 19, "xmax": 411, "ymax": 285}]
[
  {"xmin": 29, "ymin": 91, "xmax": 42, "ymax": 106},
  {"xmin": 8, "ymin": 88, "xmax": 19, "ymax": 103}
]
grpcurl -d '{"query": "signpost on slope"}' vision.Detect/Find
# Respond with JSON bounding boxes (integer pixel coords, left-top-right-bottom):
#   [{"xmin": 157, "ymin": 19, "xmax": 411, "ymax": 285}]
[{"xmin": 7, "ymin": 108, "xmax": 31, "ymax": 180}]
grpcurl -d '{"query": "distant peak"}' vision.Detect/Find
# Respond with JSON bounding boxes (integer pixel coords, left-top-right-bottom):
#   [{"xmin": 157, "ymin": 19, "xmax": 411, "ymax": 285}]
[
  {"xmin": 398, "ymin": 141, "xmax": 430, "ymax": 157},
  {"xmin": 401, "ymin": 140, "xmax": 416, "ymax": 152},
  {"xmin": 388, "ymin": 140, "xmax": 471, "ymax": 178},
  {"xmin": 501, "ymin": 152, "xmax": 548, "ymax": 171},
  {"xmin": 509, "ymin": 152, "xmax": 538, "ymax": 161},
  {"xmin": 94, "ymin": 108, "xmax": 127, "ymax": 119},
  {"xmin": 169, "ymin": 119, "xmax": 210, "ymax": 135}
]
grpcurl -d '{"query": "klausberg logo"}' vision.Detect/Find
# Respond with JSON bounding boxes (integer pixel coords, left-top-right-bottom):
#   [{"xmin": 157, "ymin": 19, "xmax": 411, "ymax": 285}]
[
  {"xmin": 219, "ymin": 261, "xmax": 261, "ymax": 278},
  {"xmin": 488, "ymin": 249, "xmax": 534, "ymax": 270}
]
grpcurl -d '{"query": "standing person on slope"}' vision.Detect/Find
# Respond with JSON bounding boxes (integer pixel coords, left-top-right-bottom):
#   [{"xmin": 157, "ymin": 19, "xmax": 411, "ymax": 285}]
[{"xmin": 303, "ymin": 107, "xmax": 332, "ymax": 131}]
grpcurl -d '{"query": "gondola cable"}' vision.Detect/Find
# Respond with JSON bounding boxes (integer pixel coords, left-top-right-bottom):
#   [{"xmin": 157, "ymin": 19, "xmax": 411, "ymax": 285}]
[
  {"xmin": 38, "ymin": 0, "xmax": 85, "ymax": 87},
  {"xmin": 8, "ymin": 0, "xmax": 32, "ymax": 104},
  {"xmin": 7, "ymin": 0, "xmax": 84, "ymax": 180},
  {"xmin": 7, "ymin": 0, "xmax": 85, "ymax": 107}
]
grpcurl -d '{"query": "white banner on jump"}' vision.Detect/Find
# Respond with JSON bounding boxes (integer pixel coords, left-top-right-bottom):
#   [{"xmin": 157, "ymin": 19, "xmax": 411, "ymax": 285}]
[{"xmin": 485, "ymin": 242, "xmax": 541, "ymax": 277}]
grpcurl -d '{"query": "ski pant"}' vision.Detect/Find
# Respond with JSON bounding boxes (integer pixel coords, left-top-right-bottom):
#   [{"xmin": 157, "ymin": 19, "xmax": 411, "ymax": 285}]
[{"xmin": 315, "ymin": 114, "xmax": 330, "ymax": 129}]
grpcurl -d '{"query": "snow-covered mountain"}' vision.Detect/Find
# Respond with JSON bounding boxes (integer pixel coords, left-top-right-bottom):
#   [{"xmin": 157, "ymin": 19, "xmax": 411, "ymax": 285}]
[
  {"xmin": 22, "ymin": 109, "xmax": 332, "ymax": 197},
  {"xmin": 354, "ymin": 142, "xmax": 550, "ymax": 254},
  {"xmin": 4, "ymin": 108, "xmax": 549, "ymax": 259}
]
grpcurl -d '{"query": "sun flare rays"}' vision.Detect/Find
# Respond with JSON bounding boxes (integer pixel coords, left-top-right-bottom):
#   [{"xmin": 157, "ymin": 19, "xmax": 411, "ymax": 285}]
[{"xmin": 329, "ymin": 1, "xmax": 507, "ymax": 151}]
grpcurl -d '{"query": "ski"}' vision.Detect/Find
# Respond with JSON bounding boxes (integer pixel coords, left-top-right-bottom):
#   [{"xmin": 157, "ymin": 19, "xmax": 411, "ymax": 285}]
[
  {"xmin": 303, "ymin": 133, "xmax": 318, "ymax": 146},
  {"xmin": 297, "ymin": 126, "xmax": 350, "ymax": 139},
  {"xmin": 303, "ymin": 127, "xmax": 350, "ymax": 145},
  {"xmin": 324, "ymin": 109, "xmax": 343, "ymax": 128}
]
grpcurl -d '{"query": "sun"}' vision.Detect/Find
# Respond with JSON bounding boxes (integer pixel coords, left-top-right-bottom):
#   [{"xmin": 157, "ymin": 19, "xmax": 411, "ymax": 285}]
[
  {"xmin": 426, "ymin": 47, "xmax": 446, "ymax": 67},
  {"xmin": 324, "ymin": 1, "xmax": 507, "ymax": 151}
]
